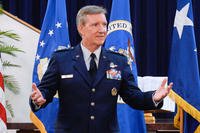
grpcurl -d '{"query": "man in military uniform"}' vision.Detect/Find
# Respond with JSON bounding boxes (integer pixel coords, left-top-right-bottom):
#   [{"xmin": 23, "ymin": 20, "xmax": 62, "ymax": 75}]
[{"xmin": 30, "ymin": 5, "xmax": 173, "ymax": 133}]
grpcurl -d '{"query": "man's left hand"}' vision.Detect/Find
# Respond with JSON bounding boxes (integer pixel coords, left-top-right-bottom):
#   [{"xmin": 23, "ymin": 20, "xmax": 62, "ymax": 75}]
[{"xmin": 153, "ymin": 78, "xmax": 173, "ymax": 102}]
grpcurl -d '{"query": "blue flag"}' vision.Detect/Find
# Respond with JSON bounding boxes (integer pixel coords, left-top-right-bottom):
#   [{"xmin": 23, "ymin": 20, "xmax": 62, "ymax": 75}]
[
  {"xmin": 168, "ymin": 0, "xmax": 200, "ymax": 132},
  {"xmin": 30, "ymin": 0, "xmax": 70, "ymax": 132},
  {"xmin": 105, "ymin": 0, "xmax": 146, "ymax": 132}
]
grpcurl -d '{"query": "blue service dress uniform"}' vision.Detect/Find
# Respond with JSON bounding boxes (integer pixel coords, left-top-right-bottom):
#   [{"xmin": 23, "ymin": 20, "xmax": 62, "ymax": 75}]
[{"xmin": 30, "ymin": 44, "xmax": 162, "ymax": 133}]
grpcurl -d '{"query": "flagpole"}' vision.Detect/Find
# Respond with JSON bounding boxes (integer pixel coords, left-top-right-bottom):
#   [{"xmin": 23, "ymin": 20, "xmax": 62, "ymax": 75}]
[{"xmin": 180, "ymin": 107, "xmax": 184, "ymax": 133}]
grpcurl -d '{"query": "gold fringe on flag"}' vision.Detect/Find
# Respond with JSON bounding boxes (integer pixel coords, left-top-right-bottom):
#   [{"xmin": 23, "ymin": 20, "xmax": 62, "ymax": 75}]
[
  {"xmin": 30, "ymin": 111, "xmax": 47, "ymax": 133},
  {"xmin": 169, "ymin": 90, "xmax": 200, "ymax": 132}
]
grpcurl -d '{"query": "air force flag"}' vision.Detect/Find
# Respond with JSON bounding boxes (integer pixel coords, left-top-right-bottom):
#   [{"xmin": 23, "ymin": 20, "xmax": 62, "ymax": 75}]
[{"xmin": 30, "ymin": 0, "xmax": 70, "ymax": 132}]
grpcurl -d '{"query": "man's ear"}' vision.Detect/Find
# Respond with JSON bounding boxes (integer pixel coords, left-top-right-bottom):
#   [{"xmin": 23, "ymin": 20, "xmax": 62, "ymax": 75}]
[{"xmin": 77, "ymin": 24, "xmax": 83, "ymax": 36}]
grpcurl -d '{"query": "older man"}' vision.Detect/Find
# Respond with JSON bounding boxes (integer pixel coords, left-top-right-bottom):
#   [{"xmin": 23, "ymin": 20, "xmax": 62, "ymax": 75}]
[{"xmin": 30, "ymin": 5, "xmax": 173, "ymax": 133}]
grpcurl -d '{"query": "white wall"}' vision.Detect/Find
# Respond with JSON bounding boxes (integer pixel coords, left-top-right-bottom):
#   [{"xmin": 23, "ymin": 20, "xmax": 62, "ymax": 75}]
[{"xmin": 0, "ymin": 13, "xmax": 39, "ymax": 122}]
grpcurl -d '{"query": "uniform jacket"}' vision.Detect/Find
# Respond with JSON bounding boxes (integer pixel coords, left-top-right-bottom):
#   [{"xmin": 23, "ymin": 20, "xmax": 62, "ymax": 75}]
[{"xmin": 30, "ymin": 44, "xmax": 162, "ymax": 133}]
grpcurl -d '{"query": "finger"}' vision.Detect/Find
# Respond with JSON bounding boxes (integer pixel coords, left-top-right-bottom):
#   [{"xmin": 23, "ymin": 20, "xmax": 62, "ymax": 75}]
[
  {"xmin": 32, "ymin": 93, "xmax": 41, "ymax": 101},
  {"xmin": 32, "ymin": 83, "xmax": 38, "ymax": 92},
  {"xmin": 32, "ymin": 95, "xmax": 38, "ymax": 101},
  {"xmin": 161, "ymin": 78, "xmax": 167, "ymax": 87},
  {"xmin": 169, "ymin": 82, "xmax": 173, "ymax": 86},
  {"xmin": 38, "ymin": 99, "xmax": 46, "ymax": 105},
  {"xmin": 35, "ymin": 97, "xmax": 46, "ymax": 106},
  {"xmin": 31, "ymin": 91, "xmax": 37, "ymax": 98},
  {"xmin": 167, "ymin": 82, "xmax": 173, "ymax": 91}
]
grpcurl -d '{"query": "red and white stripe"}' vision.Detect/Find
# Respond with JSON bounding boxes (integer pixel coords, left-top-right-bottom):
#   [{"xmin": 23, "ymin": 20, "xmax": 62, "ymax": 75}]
[{"xmin": 0, "ymin": 60, "xmax": 7, "ymax": 133}]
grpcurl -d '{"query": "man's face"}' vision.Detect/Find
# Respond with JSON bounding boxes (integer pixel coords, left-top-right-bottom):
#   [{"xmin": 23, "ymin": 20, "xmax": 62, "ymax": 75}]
[{"xmin": 78, "ymin": 13, "xmax": 107, "ymax": 48}]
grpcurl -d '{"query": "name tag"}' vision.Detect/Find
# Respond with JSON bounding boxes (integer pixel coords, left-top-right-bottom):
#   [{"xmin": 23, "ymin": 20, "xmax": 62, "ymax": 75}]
[{"xmin": 61, "ymin": 74, "xmax": 73, "ymax": 79}]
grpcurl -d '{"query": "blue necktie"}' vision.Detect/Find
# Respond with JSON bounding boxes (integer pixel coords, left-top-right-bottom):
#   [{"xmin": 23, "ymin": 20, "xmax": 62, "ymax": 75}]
[{"xmin": 89, "ymin": 53, "xmax": 97, "ymax": 80}]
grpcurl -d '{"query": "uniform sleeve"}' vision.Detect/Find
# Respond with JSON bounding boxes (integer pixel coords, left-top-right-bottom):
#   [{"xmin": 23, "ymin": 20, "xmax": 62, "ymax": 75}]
[
  {"xmin": 119, "ymin": 57, "xmax": 163, "ymax": 110},
  {"xmin": 37, "ymin": 53, "xmax": 60, "ymax": 108}
]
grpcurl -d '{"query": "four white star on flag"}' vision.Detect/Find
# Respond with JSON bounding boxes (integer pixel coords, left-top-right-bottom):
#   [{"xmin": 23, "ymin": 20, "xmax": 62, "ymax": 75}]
[
  {"xmin": 37, "ymin": 22, "xmax": 64, "ymax": 59},
  {"xmin": 40, "ymin": 40, "xmax": 45, "ymax": 47},
  {"xmin": 48, "ymin": 30, "xmax": 54, "ymax": 36},
  {"xmin": 55, "ymin": 22, "xmax": 62, "ymax": 28},
  {"xmin": 36, "ymin": 54, "xmax": 40, "ymax": 60}
]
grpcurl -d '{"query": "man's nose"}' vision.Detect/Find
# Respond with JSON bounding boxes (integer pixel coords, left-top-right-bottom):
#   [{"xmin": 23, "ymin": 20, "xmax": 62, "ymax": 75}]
[{"xmin": 98, "ymin": 25, "xmax": 107, "ymax": 33}]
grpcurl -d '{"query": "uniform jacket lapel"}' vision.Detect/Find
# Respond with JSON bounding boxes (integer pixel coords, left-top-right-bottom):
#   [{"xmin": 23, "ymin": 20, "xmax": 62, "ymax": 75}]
[
  {"xmin": 93, "ymin": 47, "xmax": 110, "ymax": 86},
  {"xmin": 72, "ymin": 45, "xmax": 91, "ymax": 86}
]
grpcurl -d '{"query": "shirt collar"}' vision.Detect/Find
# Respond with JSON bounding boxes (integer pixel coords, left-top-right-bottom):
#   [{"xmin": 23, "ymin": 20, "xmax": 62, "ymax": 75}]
[{"xmin": 80, "ymin": 43, "xmax": 101, "ymax": 61}]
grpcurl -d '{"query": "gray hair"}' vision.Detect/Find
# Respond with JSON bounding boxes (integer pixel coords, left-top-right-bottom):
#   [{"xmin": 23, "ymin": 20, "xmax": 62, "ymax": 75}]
[{"xmin": 76, "ymin": 5, "xmax": 107, "ymax": 26}]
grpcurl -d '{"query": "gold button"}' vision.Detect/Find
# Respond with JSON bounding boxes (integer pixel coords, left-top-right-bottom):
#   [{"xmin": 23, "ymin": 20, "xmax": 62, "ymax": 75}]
[
  {"xmin": 91, "ymin": 102, "xmax": 95, "ymax": 106},
  {"xmin": 90, "ymin": 116, "xmax": 95, "ymax": 120}
]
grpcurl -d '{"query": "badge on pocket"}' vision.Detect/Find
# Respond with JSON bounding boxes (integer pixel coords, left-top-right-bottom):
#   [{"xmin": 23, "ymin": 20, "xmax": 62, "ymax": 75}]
[{"xmin": 106, "ymin": 69, "xmax": 121, "ymax": 80}]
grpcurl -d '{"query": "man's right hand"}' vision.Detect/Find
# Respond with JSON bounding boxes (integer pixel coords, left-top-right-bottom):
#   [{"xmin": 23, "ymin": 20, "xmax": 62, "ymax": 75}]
[{"xmin": 31, "ymin": 83, "xmax": 46, "ymax": 106}]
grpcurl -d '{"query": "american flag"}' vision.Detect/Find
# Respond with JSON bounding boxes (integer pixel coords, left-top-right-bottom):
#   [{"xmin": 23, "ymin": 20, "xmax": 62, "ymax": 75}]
[
  {"xmin": 105, "ymin": 0, "xmax": 146, "ymax": 132},
  {"xmin": 0, "ymin": 57, "xmax": 7, "ymax": 133}
]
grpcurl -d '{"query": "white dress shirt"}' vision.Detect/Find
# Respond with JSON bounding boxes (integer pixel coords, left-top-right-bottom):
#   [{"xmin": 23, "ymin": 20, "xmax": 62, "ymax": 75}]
[{"xmin": 80, "ymin": 43, "xmax": 101, "ymax": 71}]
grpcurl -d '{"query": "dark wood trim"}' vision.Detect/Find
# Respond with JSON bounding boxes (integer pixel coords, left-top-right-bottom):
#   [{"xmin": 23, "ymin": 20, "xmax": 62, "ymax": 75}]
[
  {"xmin": 7, "ymin": 123, "xmax": 37, "ymax": 130},
  {"xmin": 146, "ymin": 123, "xmax": 178, "ymax": 132},
  {"xmin": 7, "ymin": 121, "xmax": 178, "ymax": 132}
]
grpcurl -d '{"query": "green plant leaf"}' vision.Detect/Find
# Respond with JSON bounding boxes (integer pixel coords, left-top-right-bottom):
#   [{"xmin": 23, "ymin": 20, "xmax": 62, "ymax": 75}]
[
  {"xmin": 6, "ymin": 101, "xmax": 14, "ymax": 118},
  {"xmin": 2, "ymin": 60, "xmax": 21, "ymax": 68},
  {"xmin": 3, "ymin": 75, "xmax": 20, "ymax": 94},
  {"xmin": 0, "ymin": 31, "xmax": 20, "ymax": 41},
  {"xmin": 0, "ymin": 7, "xmax": 2, "ymax": 14},
  {"xmin": 0, "ymin": 45, "xmax": 24, "ymax": 56}
]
